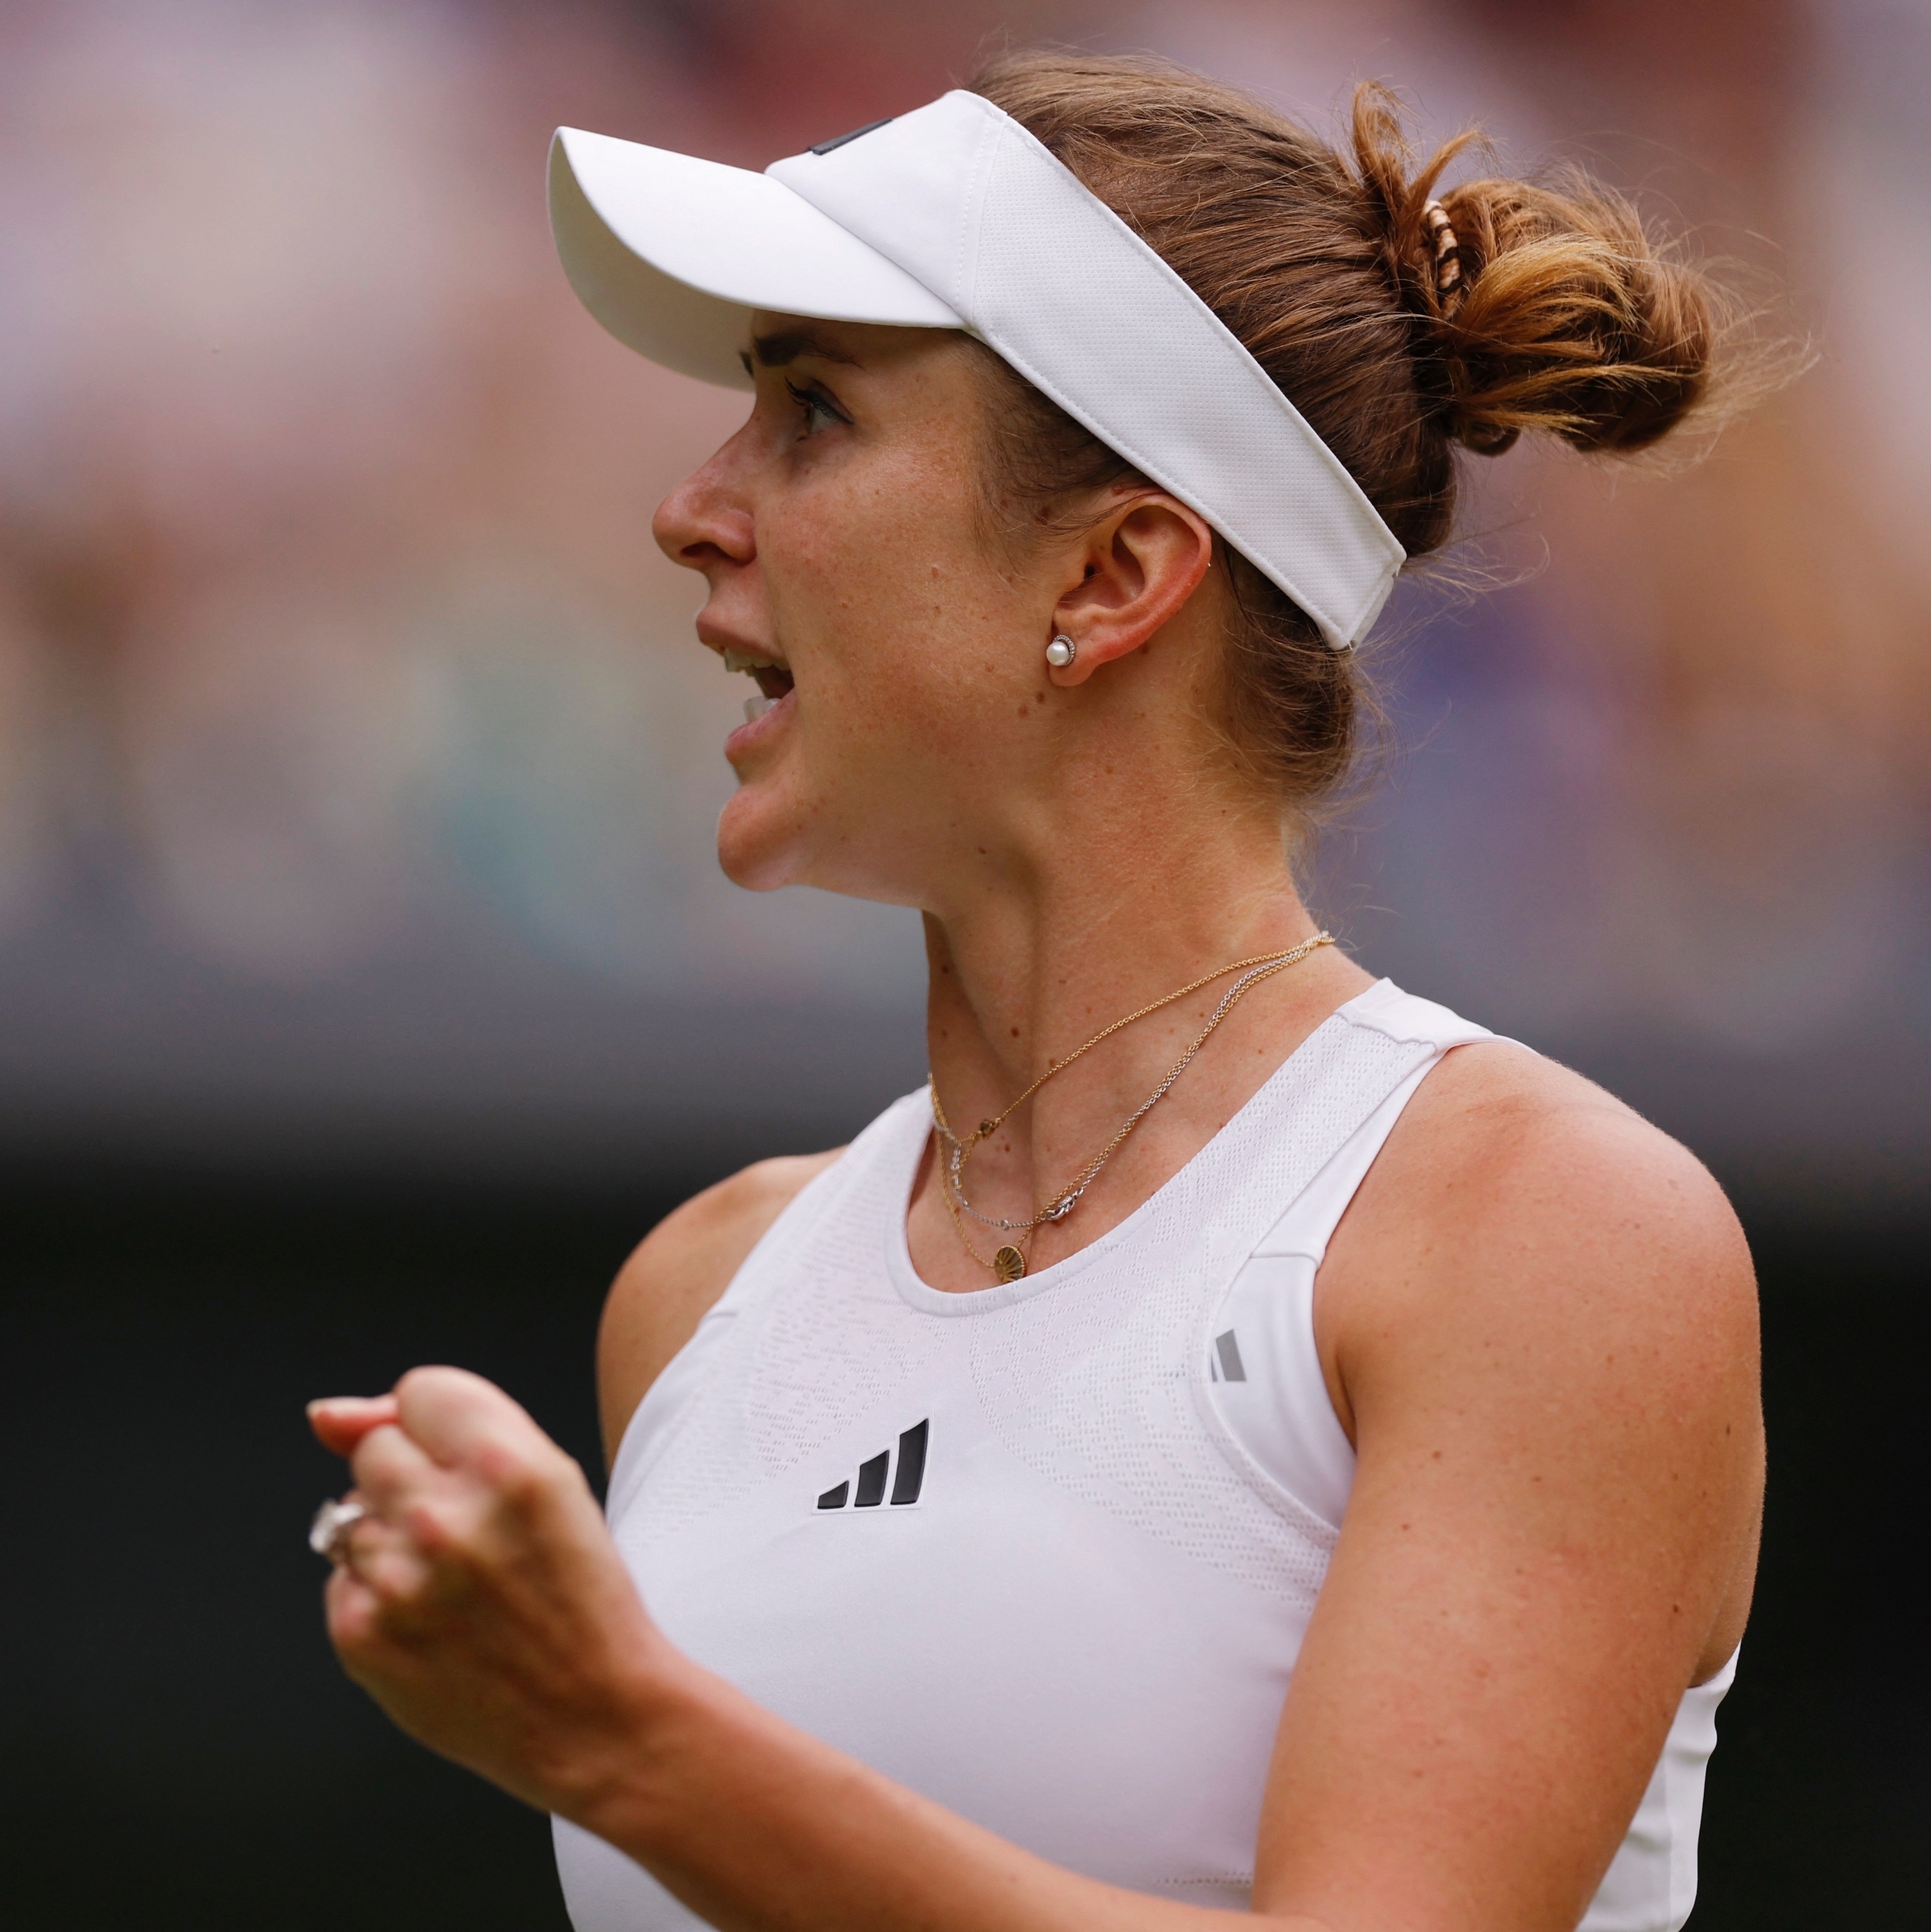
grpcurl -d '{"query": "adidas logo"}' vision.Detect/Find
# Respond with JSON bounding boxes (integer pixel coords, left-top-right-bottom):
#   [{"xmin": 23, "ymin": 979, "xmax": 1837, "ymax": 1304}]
[
  {"xmin": 816, "ymin": 1419, "xmax": 929, "ymax": 1510},
  {"xmin": 1207, "ymin": 1329, "xmax": 1247, "ymax": 1382}
]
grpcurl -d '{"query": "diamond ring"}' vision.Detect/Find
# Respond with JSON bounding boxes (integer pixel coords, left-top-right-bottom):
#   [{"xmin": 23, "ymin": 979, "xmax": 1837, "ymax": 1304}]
[{"xmin": 309, "ymin": 1496, "xmax": 369, "ymax": 1566}]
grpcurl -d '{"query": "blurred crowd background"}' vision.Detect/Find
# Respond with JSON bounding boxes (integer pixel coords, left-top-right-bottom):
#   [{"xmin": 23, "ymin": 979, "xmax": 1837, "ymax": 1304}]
[
  {"xmin": 4, "ymin": 0, "xmax": 1927, "ymax": 1186},
  {"xmin": 4, "ymin": 1, "xmax": 1923, "ymax": 1928}
]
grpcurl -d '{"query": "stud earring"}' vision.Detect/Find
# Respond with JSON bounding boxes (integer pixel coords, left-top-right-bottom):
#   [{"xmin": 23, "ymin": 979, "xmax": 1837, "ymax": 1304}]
[{"xmin": 1045, "ymin": 633, "xmax": 1077, "ymax": 669}]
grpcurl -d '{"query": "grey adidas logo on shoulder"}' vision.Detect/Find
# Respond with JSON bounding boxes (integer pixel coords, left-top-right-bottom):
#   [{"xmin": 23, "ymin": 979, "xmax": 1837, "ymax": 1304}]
[
  {"xmin": 1208, "ymin": 1330, "xmax": 1247, "ymax": 1382},
  {"xmin": 816, "ymin": 1420, "xmax": 928, "ymax": 1512}
]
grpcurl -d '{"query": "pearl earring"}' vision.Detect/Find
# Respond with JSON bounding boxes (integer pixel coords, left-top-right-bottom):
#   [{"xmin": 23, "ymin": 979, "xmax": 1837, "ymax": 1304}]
[{"xmin": 1045, "ymin": 633, "xmax": 1077, "ymax": 669}]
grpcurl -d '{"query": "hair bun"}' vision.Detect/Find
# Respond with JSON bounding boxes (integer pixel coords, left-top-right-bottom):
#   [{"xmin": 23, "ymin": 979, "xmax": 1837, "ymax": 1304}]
[{"xmin": 1353, "ymin": 85, "xmax": 1716, "ymax": 459}]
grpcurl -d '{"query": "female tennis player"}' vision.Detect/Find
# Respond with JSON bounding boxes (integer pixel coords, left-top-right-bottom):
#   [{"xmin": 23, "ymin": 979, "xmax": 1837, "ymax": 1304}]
[{"xmin": 309, "ymin": 52, "xmax": 1764, "ymax": 1932}]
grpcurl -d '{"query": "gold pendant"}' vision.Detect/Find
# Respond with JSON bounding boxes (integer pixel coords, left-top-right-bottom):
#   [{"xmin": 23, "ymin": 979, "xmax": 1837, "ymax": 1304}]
[{"xmin": 992, "ymin": 1244, "xmax": 1026, "ymax": 1284}]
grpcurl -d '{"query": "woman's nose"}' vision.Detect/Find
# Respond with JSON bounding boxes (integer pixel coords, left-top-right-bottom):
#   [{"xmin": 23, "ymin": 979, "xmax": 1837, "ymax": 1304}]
[{"xmin": 653, "ymin": 447, "xmax": 756, "ymax": 574}]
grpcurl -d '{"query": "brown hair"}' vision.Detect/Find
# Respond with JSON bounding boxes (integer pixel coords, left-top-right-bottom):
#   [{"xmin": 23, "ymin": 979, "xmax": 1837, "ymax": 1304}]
[{"xmin": 966, "ymin": 51, "xmax": 1732, "ymax": 816}]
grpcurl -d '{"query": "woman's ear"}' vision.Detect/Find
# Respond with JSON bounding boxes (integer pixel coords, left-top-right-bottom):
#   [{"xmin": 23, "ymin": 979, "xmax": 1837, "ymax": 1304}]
[{"xmin": 1045, "ymin": 494, "xmax": 1215, "ymax": 686}]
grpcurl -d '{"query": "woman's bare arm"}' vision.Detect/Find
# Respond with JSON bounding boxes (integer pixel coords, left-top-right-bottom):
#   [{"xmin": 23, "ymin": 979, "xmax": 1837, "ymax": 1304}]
[
  {"xmin": 595, "ymin": 1150, "xmax": 844, "ymax": 1468},
  {"xmin": 1256, "ymin": 1045, "xmax": 1763, "ymax": 1928}
]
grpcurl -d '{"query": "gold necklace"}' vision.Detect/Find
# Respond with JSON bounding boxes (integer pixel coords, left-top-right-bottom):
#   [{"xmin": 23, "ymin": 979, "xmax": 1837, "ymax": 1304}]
[
  {"xmin": 936, "ymin": 1163, "xmax": 1035, "ymax": 1283},
  {"xmin": 929, "ymin": 932, "xmax": 1334, "ymax": 1282}
]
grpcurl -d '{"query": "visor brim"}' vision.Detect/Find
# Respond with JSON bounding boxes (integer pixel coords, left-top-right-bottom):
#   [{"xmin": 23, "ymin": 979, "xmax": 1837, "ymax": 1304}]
[{"xmin": 549, "ymin": 128, "xmax": 963, "ymax": 389}]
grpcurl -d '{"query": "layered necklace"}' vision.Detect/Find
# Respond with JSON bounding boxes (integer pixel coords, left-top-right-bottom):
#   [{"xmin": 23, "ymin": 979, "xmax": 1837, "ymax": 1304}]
[{"xmin": 929, "ymin": 931, "xmax": 1334, "ymax": 1283}]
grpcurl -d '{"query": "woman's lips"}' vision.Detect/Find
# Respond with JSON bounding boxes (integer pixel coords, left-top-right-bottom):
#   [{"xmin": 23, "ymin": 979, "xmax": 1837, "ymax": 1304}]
[{"xmin": 724, "ymin": 682, "xmax": 796, "ymax": 759}]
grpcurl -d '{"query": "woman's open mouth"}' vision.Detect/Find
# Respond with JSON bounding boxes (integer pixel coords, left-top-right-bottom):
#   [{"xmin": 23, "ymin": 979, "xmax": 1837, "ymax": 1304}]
[
  {"xmin": 723, "ymin": 646, "xmax": 796, "ymax": 723},
  {"xmin": 720, "ymin": 647, "xmax": 797, "ymax": 759}
]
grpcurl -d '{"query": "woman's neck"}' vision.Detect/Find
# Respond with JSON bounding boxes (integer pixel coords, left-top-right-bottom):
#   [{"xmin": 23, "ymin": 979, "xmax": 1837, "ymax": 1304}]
[{"xmin": 911, "ymin": 779, "xmax": 1374, "ymax": 1288}]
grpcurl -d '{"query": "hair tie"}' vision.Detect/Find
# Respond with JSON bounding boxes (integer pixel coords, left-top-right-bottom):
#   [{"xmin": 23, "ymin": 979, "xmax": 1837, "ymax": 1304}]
[{"xmin": 1421, "ymin": 197, "xmax": 1465, "ymax": 314}]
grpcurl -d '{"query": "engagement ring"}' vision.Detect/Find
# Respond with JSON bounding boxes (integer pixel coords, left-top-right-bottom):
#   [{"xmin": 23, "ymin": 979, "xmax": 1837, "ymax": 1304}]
[{"xmin": 309, "ymin": 1497, "xmax": 368, "ymax": 1566}]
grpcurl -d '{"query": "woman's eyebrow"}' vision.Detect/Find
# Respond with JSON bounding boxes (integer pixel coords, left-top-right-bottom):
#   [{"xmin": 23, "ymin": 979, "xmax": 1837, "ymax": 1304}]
[{"xmin": 749, "ymin": 326, "xmax": 863, "ymax": 370}]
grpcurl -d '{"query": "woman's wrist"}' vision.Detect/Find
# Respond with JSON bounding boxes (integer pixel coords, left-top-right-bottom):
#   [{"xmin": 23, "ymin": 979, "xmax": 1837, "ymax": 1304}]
[{"xmin": 550, "ymin": 1637, "xmax": 721, "ymax": 1856}]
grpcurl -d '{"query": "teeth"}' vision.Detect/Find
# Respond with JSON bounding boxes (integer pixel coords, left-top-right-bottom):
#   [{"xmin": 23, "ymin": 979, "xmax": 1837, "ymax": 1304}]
[
  {"xmin": 743, "ymin": 695, "xmax": 774, "ymax": 723},
  {"xmin": 723, "ymin": 648, "xmax": 784, "ymax": 675}
]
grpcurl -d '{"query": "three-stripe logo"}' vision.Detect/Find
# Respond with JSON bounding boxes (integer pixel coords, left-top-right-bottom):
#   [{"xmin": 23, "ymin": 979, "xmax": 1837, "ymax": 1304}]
[{"xmin": 817, "ymin": 1420, "xmax": 929, "ymax": 1510}]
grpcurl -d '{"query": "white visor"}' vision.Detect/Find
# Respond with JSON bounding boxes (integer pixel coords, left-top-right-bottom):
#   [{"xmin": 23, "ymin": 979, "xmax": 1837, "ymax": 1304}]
[{"xmin": 549, "ymin": 91, "xmax": 1404, "ymax": 650}]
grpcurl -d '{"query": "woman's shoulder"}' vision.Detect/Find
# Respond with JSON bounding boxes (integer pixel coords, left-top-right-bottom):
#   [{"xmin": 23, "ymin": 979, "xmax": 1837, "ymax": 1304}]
[
  {"xmin": 1393, "ymin": 1035, "xmax": 1740, "ymax": 1231},
  {"xmin": 1360, "ymin": 1036, "xmax": 1752, "ymax": 1298},
  {"xmin": 1324, "ymin": 1033, "xmax": 1758, "ymax": 1434},
  {"xmin": 595, "ymin": 1149, "xmax": 846, "ymax": 1468}
]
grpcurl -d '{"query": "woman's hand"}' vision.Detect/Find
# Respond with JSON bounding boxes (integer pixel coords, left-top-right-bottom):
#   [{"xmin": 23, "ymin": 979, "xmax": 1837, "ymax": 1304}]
[{"xmin": 309, "ymin": 1367, "xmax": 666, "ymax": 1819}]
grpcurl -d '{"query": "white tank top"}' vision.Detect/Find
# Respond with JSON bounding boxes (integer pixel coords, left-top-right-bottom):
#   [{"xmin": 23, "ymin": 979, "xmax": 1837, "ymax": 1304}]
[{"xmin": 555, "ymin": 981, "xmax": 1734, "ymax": 1929}]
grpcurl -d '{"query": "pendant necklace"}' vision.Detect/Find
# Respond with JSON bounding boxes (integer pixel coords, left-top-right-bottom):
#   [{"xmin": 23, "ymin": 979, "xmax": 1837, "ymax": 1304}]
[{"xmin": 929, "ymin": 931, "xmax": 1334, "ymax": 1282}]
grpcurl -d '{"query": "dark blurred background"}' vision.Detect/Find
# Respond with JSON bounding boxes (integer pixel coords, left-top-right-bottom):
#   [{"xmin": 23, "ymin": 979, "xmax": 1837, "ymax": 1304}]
[{"xmin": 2, "ymin": 0, "xmax": 1923, "ymax": 1926}]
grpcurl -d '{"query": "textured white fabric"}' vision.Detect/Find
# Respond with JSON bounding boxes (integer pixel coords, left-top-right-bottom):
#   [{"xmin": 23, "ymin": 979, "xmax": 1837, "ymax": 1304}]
[
  {"xmin": 549, "ymin": 128, "xmax": 960, "ymax": 384},
  {"xmin": 549, "ymin": 91, "xmax": 1405, "ymax": 650},
  {"xmin": 554, "ymin": 982, "xmax": 1733, "ymax": 1930}
]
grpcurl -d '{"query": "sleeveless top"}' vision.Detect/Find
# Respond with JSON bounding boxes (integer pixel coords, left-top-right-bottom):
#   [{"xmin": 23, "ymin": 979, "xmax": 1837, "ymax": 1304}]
[{"xmin": 555, "ymin": 981, "xmax": 1734, "ymax": 1930}]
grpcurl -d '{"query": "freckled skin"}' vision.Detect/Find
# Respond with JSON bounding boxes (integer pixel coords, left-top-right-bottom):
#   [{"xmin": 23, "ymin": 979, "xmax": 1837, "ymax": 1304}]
[{"xmin": 658, "ymin": 325, "xmax": 1056, "ymax": 908}]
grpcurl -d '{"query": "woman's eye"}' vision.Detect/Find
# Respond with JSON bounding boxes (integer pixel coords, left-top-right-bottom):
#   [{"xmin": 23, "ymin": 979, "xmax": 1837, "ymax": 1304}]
[{"xmin": 784, "ymin": 379, "xmax": 847, "ymax": 437}]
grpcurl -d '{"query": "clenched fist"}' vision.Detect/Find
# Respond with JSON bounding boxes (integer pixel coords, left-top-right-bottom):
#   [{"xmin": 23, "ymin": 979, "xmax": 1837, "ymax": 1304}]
[{"xmin": 309, "ymin": 1367, "xmax": 672, "ymax": 1821}]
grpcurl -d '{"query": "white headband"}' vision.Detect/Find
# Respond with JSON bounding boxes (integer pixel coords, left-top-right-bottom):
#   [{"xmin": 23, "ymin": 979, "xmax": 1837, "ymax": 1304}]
[{"xmin": 551, "ymin": 90, "xmax": 1405, "ymax": 650}]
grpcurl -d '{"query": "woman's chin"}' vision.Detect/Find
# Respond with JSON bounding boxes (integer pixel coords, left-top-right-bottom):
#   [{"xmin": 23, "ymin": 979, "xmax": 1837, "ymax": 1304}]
[{"xmin": 715, "ymin": 788, "xmax": 811, "ymax": 892}]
